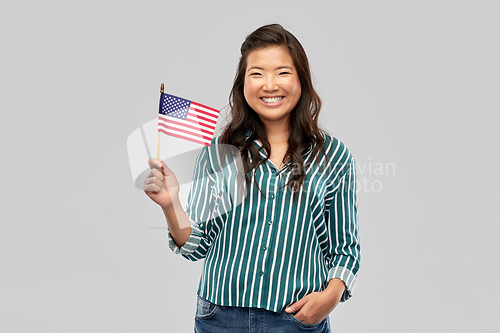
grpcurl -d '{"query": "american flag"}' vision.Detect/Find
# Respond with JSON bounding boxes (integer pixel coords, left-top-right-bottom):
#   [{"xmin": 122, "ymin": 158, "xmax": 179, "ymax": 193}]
[{"xmin": 158, "ymin": 93, "xmax": 220, "ymax": 146}]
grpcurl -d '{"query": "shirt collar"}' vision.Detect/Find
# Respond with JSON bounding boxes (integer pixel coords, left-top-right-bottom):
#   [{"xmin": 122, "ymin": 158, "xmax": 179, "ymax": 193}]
[{"xmin": 243, "ymin": 129, "xmax": 314, "ymax": 159}]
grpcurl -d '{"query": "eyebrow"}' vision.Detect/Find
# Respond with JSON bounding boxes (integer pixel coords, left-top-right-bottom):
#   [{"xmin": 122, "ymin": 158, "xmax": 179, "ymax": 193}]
[{"xmin": 247, "ymin": 66, "xmax": 294, "ymax": 73}]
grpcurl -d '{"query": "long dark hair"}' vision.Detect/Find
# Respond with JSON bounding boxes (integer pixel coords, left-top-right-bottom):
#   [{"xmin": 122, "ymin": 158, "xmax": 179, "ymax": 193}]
[{"xmin": 221, "ymin": 23, "xmax": 325, "ymax": 199}]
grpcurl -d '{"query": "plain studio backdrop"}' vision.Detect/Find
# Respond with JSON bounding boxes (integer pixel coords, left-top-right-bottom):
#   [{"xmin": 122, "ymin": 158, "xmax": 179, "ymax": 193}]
[{"xmin": 1, "ymin": 1, "xmax": 499, "ymax": 332}]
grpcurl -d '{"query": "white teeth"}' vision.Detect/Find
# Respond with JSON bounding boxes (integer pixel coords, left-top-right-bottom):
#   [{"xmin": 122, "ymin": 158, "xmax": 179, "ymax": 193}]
[{"xmin": 261, "ymin": 97, "xmax": 283, "ymax": 103}]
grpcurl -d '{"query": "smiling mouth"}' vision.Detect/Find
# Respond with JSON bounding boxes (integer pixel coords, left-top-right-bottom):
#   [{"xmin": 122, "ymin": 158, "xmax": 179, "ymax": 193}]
[{"xmin": 260, "ymin": 96, "xmax": 284, "ymax": 103}]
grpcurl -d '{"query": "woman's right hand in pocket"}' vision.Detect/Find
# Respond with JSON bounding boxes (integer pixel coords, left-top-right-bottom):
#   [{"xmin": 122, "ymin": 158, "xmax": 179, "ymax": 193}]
[{"xmin": 144, "ymin": 158, "xmax": 180, "ymax": 208}]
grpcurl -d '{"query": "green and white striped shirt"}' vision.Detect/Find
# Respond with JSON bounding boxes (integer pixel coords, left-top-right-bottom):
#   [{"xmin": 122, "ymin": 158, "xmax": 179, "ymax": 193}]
[{"xmin": 167, "ymin": 131, "xmax": 361, "ymax": 313}]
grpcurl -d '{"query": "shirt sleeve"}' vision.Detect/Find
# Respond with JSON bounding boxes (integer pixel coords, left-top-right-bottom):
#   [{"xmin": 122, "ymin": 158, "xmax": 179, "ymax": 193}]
[
  {"xmin": 324, "ymin": 155, "xmax": 361, "ymax": 302},
  {"xmin": 167, "ymin": 144, "xmax": 219, "ymax": 262}
]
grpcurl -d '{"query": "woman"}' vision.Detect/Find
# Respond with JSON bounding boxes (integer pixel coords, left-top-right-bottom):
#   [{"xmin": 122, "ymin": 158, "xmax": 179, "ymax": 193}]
[{"xmin": 144, "ymin": 23, "xmax": 360, "ymax": 333}]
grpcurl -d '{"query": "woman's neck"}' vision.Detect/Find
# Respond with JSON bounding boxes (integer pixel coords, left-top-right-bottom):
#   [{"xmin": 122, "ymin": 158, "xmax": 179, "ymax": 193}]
[{"xmin": 263, "ymin": 121, "xmax": 290, "ymax": 144}]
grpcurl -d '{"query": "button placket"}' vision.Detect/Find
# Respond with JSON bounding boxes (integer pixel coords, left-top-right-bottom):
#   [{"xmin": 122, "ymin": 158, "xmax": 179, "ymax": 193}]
[{"xmin": 268, "ymin": 170, "xmax": 277, "ymax": 200}]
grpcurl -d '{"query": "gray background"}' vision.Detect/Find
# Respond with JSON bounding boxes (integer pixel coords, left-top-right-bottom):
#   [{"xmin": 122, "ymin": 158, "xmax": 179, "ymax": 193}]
[{"xmin": 1, "ymin": 0, "xmax": 499, "ymax": 332}]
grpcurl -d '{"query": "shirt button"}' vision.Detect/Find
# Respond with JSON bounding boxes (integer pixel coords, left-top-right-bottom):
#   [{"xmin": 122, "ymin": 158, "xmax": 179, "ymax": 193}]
[
  {"xmin": 262, "ymin": 246, "xmax": 267, "ymax": 251},
  {"xmin": 267, "ymin": 219, "xmax": 273, "ymax": 225},
  {"xmin": 259, "ymin": 270, "xmax": 264, "ymax": 276},
  {"xmin": 269, "ymin": 193, "xmax": 275, "ymax": 199}
]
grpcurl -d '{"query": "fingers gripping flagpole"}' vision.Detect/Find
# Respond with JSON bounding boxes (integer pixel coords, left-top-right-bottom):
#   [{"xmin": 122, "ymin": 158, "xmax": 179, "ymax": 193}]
[{"xmin": 157, "ymin": 83, "xmax": 164, "ymax": 160}]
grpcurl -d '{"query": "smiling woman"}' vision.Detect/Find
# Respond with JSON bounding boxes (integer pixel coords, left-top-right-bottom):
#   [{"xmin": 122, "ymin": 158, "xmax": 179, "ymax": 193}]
[
  {"xmin": 144, "ymin": 23, "xmax": 361, "ymax": 333},
  {"xmin": 222, "ymin": 24, "xmax": 328, "ymax": 197}
]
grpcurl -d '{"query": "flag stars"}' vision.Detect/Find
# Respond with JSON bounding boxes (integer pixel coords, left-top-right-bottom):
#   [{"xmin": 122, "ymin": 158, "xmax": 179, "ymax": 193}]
[{"xmin": 160, "ymin": 94, "xmax": 190, "ymax": 120}]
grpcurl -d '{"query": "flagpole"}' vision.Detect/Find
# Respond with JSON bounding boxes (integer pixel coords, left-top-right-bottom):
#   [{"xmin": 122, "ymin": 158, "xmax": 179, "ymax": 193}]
[{"xmin": 157, "ymin": 83, "xmax": 164, "ymax": 160}]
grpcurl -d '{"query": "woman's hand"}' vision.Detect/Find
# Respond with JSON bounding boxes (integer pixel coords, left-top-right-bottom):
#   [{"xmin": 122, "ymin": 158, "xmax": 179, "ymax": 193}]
[
  {"xmin": 285, "ymin": 279, "xmax": 345, "ymax": 325},
  {"xmin": 143, "ymin": 158, "xmax": 180, "ymax": 208}
]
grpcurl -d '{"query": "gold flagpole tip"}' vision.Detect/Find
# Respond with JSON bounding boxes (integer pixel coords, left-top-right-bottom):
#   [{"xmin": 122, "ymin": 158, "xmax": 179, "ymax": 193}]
[{"xmin": 160, "ymin": 83, "xmax": 164, "ymax": 94}]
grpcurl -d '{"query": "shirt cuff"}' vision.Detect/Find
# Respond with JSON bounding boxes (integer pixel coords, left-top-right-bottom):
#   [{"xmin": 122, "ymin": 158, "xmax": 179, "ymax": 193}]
[
  {"xmin": 167, "ymin": 221, "xmax": 203, "ymax": 256},
  {"xmin": 327, "ymin": 265, "xmax": 357, "ymax": 302}
]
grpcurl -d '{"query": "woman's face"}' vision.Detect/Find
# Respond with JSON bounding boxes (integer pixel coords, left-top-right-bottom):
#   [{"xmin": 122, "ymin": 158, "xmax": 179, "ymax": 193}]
[{"xmin": 243, "ymin": 46, "xmax": 302, "ymax": 127}]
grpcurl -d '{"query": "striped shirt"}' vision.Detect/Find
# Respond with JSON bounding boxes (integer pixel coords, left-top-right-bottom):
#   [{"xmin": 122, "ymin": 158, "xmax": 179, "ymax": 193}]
[{"xmin": 167, "ymin": 131, "xmax": 361, "ymax": 313}]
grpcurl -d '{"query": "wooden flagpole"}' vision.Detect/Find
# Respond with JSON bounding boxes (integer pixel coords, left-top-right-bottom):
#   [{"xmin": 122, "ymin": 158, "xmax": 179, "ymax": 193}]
[{"xmin": 157, "ymin": 83, "xmax": 164, "ymax": 160}]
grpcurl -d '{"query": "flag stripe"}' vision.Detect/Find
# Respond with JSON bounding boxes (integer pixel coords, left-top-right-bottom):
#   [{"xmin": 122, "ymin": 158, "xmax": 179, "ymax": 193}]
[
  {"xmin": 159, "ymin": 122, "xmax": 213, "ymax": 141},
  {"xmin": 191, "ymin": 101, "xmax": 219, "ymax": 113},
  {"xmin": 188, "ymin": 109, "xmax": 218, "ymax": 125},
  {"xmin": 159, "ymin": 116, "xmax": 214, "ymax": 136},
  {"xmin": 185, "ymin": 115, "xmax": 217, "ymax": 130},
  {"xmin": 162, "ymin": 129, "xmax": 211, "ymax": 145},
  {"xmin": 190, "ymin": 105, "xmax": 220, "ymax": 118},
  {"xmin": 159, "ymin": 116, "xmax": 215, "ymax": 132},
  {"xmin": 159, "ymin": 128, "xmax": 210, "ymax": 146},
  {"xmin": 158, "ymin": 122, "xmax": 212, "ymax": 143}
]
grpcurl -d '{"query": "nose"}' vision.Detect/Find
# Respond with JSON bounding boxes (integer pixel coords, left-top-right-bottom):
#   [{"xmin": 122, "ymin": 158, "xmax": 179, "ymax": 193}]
[{"xmin": 263, "ymin": 75, "xmax": 278, "ymax": 92}]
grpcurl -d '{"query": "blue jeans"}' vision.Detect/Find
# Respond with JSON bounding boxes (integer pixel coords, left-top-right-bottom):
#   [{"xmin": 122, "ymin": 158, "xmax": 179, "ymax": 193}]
[{"xmin": 194, "ymin": 295, "xmax": 331, "ymax": 333}]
